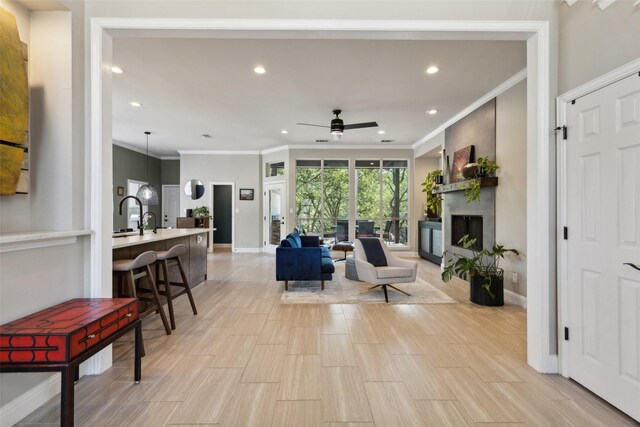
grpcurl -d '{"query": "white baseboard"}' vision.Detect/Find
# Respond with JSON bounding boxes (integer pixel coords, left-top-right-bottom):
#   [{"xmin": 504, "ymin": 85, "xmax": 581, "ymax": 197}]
[
  {"xmin": 0, "ymin": 374, "xmax": 60, "ymax": 426},
  {"xmin": 233, "ymin": 247, "xmax": 262, "ymax": 253},
  {"xmin": 504, "ymin": 289, "xmax": 527, "ymax": 308},
  {"xmin": 539, "ymin": 355, "xmax": 559, "ymax": 374}
]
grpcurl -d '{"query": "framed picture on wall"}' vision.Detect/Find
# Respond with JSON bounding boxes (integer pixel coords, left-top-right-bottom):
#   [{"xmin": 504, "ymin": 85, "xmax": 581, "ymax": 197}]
[
  {"xmin": 450, "ymin": 145, "xmax": 475, "ymax": 183},
  {"xmin": 239, "ymin": 188, "xmax": 254, "ymax": 200}
]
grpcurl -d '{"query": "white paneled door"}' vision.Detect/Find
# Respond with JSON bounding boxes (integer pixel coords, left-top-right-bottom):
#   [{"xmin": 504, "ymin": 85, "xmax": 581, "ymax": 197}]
[
  {"xmin": 264, "ymin": 182, "xmax": 286, "ymax": 254},
  {"xmin": 162, "ymin": 185, "xmax": 180, "ymax": 228},
  {"xmin": 566, "ymin": 73, "xmax": 640, "ymax": 421}
]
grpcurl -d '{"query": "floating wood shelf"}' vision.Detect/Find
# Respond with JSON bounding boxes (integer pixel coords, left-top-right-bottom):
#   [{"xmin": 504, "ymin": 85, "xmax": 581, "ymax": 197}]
[{"xmin": 433, "ymin": 177, "xmax": 498, "ymax": 194}]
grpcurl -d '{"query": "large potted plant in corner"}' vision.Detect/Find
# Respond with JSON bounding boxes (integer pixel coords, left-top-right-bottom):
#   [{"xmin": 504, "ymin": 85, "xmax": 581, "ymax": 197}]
[
  {"xmin": 441, "ymin": 235, "xmax": 518, "ymax": 306},
  {"xmin": 420, "ymin": 169, "xmax": 443, "ymax": 218}
]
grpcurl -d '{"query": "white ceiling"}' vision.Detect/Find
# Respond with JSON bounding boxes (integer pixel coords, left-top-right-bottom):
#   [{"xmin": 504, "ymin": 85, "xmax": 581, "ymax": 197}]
[{"xmin": 112, "ymin": 37, "xmax": 526, "ymax": 157}]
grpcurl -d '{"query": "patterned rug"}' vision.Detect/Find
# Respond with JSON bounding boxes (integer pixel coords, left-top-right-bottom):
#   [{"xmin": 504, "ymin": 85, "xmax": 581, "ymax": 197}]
[{"xmin": 280, "ymin": 262, "xmax": 456, "ymax": 305}]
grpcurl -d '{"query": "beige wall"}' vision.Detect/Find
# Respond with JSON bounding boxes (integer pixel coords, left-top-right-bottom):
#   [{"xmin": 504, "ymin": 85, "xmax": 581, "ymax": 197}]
[
  {"xmin": 496, "ymin": 79, "xmax": 527, "ymax": 297},
  {"xmin": 558, "ymin": 0, "xmax": 640, "ymax": 94},
  {"xmin": 413, "ymin": 156, "xmax": 440, "ymax": 247},
  {"xmin": 180, "ymin": 153, "xmax": 263, "ymax": 249}
]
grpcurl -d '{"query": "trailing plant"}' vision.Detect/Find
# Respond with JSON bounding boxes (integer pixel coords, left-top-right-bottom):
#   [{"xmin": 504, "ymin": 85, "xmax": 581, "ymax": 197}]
[
  {"xmin": 420, "ymin": 169, "xmax": 442, "ymax": 217},
  {"xmin": 442, "ymin": 235, "xmax": 519, "ymax": 299},
  {"xmin": 476, "ymin": 156, "xmax": 499, "ymax": 177},
  {"xmin": 192, "ymin": 206, "xmax": 211, "ymax": 219},
  {"xmin": 463, "ymin": 157, "xmax": 500, "ymax": 203},
  {"xmin": 464, "ymin": 179, "xmax": 481, "ymax": 203}
]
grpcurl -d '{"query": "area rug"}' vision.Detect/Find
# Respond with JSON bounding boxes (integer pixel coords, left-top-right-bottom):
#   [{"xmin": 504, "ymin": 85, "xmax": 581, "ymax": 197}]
[{"xmin": 280, "ymin": 263, "xmax": 456, "ymax": 305}]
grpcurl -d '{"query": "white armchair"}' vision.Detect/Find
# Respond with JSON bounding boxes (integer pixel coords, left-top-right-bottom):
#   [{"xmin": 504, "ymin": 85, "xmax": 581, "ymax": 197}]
[{"xmin": 353, "ymin": 238, "xmax": 418, "ymax": 302}]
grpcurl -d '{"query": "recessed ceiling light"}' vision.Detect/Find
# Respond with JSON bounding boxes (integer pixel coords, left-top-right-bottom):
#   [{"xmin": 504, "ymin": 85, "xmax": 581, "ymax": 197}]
[
  {"xmin": 254, "ymin": 66, "xmax": 266, "ymax": 74},
  {"xmin": 426, "ymin": 66, "xmax": 439, "ymax": 74},
  {"xmin": 427, "ymin": 109, "xmax": 438, "ymax": 115},
  {"xmin": 130, "ymin": 101, "xmax": 142, "ymax": 107},
  {"xmin": 281, "ymin": 130, "xmax": 288, "ymax": 134},
  {"xmin": 111, "ymin": 66, "xmax": 124, "ymax": 74},
  {"xmin": 377, "ymin": 130, "xmax": 386, "ymax": 135}
]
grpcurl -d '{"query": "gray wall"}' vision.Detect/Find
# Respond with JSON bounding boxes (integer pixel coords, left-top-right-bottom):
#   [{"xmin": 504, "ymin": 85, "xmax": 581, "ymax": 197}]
[
  {"xmin": 180, "ymin": 153, "xmax": 262, "ymax": 249},
  {"xmin": 112, "ymin": 144, "xmax": 162, "ymax": 231},
  {"xmin": 559, "ymin": 1, "xmax": 640, "ymax": 94},
  {"xmin": 161, "ymin": 159, "xmax": 180, "ymax": 184},
  {"xmin": 496, "ymin": 79, "xmax": 527, "ymax": 297}
]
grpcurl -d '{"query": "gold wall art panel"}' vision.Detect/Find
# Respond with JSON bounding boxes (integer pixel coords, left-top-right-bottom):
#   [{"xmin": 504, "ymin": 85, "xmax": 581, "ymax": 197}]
[{"xmin": 0, "ymin": 7, "xmax": 30, "ymax": 196}]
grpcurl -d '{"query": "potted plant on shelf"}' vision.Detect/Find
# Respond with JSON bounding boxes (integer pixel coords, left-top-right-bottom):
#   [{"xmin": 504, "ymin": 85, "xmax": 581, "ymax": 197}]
[
  {"xmin": 192, "ymin": 206, "xmax": 211, "ymax": 227},
  {"xmin": 441, "ymin": 235, "xmax": 518, "ymax": 306},
  {"xmin": 463, "ymin": 157, "xmax": 499, "ymax": 203},
  {"xmin": 420, "ymin": 169, "xmax": 443, "ymax": 218}
]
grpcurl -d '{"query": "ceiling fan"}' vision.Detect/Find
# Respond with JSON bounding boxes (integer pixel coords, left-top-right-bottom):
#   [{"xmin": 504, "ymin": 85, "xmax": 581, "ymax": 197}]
[{"xmin": 296, "ymin": 109, "xmax": 378, "ymax": 140}]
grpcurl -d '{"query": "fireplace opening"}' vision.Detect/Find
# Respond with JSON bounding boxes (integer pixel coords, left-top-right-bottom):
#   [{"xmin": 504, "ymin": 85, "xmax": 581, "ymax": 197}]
[{"xmin": 451, "ymin": 215, "xmax": 483, "ymax": 250}]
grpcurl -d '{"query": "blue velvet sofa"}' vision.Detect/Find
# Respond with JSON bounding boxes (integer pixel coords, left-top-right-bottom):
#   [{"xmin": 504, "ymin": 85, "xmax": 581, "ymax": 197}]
[{"xmin": 276, "ymin": 232, "xmax": 335, "ymax": 290}]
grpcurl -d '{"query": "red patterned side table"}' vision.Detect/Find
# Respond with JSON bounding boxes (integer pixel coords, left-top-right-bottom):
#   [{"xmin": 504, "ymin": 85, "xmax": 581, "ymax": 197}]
[{"xmin": 0, "ymin": 298, "xmax": 142, "ymax": 427}]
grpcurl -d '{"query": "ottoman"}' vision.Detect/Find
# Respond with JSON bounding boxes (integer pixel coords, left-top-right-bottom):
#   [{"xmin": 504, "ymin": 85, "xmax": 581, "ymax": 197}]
[
  {"xmin": 345, "ymin": 257, "xmax": 360, "ymax": 281},
  {"xmin": 332, "ymin": 242, "xmax": 354, "ymax": 261}
]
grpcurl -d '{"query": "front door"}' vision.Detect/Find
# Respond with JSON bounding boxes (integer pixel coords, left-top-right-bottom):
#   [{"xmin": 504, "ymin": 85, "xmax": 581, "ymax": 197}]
[
  {"xmin": 566, "ymin": 72, "xmax": 640, "ymax": 421},
  {"xmin": 264, "ymin": 182, "xmax": 286, "ymax": 254},
  {"xmin": 162, "ymin": 185, "xmax": 180, "ymax": 228}
]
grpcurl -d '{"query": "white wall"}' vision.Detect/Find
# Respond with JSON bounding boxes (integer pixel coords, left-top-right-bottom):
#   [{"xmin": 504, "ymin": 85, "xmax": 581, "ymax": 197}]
[
  {"xmin": 496, "ymin": 79, "xmax": 527, "ymax": 297},
  {"xmin": 558, "ymin": 0, "xmax": 640, "ymax": 94},
  {"xmin": 0, "ymin": 4, "xmax": 89, "ymax": 422},
  {"xmin": 180, "ymin": 153, "xmax": 262, "ymax": 250}
]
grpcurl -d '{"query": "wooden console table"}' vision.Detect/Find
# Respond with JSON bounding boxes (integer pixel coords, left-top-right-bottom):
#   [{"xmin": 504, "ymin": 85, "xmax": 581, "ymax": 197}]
[{"xmin": 0, "ymin": 298, "xmax": 143, "ymax": 427}]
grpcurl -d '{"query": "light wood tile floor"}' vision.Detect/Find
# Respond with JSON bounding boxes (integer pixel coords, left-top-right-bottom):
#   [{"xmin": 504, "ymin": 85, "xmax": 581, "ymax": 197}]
[{"xmin": 17, "ymin": 252, "xmax": 637, "ymax": 426}]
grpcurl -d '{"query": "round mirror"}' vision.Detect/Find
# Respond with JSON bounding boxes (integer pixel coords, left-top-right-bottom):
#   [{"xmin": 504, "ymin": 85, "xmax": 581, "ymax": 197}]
[{"xmin": 184, "ymin": 179, "xmax": 205, "ymax": 200}]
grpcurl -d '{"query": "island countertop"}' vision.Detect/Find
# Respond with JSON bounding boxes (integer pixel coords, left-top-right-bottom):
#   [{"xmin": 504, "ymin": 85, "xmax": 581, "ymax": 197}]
[{"xmin": 112, "ymin": 228, "xmax": 210, "ymax": 249}]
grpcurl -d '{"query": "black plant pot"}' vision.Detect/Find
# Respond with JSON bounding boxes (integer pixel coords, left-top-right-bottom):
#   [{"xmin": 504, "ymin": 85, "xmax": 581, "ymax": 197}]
[{"xmin": 470, "ymin": 272, "xmax": 504, "ymax": 306}]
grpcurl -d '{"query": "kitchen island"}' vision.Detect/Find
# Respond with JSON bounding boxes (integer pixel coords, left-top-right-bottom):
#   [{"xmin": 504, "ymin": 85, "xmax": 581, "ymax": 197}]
[{"xmin": 112, "ymin": 229, "xmax": 209, "ymax": 290}]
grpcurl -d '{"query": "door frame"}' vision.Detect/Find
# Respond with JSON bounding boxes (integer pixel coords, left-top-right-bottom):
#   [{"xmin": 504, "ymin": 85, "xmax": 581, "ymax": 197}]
[
  {"xmin": 91, "ymin": 18, "xmax": 553, "ymax": 375},
  {"xmin": 556, "ymin": 58, "xmax": 640, "ymax": 377},
  {"xmin": 209, "ymin": 182, "xmax": 235, "ymax": 253},
  {"xmin": 161, "ymin": 184, "xmax": 180, "ymax": 228},
  {"xmin": 264, "ymin": 180, "xmax": 287, "ymax": 254}
]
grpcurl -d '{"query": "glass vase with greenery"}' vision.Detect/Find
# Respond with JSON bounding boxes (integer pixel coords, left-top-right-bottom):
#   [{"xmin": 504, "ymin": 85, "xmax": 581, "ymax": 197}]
[{"xmin": 463, "ymin": 157, "xmax": 499, "ymax": 202}]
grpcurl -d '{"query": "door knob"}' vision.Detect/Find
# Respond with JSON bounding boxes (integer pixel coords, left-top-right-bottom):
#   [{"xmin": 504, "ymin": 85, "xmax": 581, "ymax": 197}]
[{"xmin": 623, "ymin": 263, "xmax": 640, "ymax": 272}]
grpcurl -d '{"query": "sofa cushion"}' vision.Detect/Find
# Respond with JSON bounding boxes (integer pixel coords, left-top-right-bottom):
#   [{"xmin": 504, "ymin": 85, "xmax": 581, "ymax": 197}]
[
  {"xmin": 376, "ymin": 266, "xmax": 413, "ymax": 280},
  {"xmin": 320, "ymin": 246, "xmax": 331, "ymax": 258},
  {"xmin": 280, "ymin": 239, "xmax": 292, "ymax": 247},
  {"xmin": 320, "ymin": 257, "xmax": 335, "ymax": 274},
  {"xmin": 289, "ymin": 232, "xmax": 302, "ymax": 248},
  {"xmin": 286, "ymin": 236, "xmax": 299, "ymax": 248}
]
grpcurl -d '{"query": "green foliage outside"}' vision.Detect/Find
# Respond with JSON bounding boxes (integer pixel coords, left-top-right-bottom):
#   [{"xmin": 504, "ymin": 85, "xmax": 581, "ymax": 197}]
[{"xmin": 296, "ymin": 162, "xmax": 408, "ymax": 243}]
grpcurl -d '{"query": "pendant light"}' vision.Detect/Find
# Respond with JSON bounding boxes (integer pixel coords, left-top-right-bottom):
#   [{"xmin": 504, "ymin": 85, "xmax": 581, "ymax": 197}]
[{"xmin": 136, "ymin": 131, "xmax": 159, "ymax": 205}]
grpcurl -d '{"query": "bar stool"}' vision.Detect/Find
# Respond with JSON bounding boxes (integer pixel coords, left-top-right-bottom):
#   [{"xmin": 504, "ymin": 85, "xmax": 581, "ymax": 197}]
[
  {"xmin": 113, "ymin": 251, "xmax": 172, "ymax": 335},
  {"xmin": 155, "ymin": 244, "xmax": 198, "ymax": 330}
]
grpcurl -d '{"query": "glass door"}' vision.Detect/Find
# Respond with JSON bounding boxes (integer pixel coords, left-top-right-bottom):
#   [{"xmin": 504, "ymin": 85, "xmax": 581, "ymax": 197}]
[{"xmin": 264, "ymin": 182, "xmax": 286, "ymax": 254}]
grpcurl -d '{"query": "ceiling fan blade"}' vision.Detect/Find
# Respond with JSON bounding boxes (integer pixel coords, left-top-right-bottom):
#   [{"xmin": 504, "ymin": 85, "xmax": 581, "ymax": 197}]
[
  {"xmin": 343, "ymin": 121, "xmax": 378, "ymax": 130},
  {"xmin": 296, "ymin": 123, "xmax": 330, "ymax": 128}
]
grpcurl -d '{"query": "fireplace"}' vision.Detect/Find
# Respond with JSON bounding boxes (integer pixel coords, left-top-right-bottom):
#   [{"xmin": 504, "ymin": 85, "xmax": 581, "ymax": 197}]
[{"xmin": 451, "ymin": 215, "xmax": 483, "ymax": 250}]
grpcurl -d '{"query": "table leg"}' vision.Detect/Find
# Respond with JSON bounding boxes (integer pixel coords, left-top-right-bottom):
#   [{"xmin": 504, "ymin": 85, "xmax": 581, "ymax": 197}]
[
  {"xmin": 60, "ymin": 366, "xmax": 75, "ymax": 427},
  {"xmin": 74, "ymin": 365, "xmax": 79, "ymax": 383},
  {"xmin": 134, "ymin": 322, "xmax": 142, "ymax": 383}
]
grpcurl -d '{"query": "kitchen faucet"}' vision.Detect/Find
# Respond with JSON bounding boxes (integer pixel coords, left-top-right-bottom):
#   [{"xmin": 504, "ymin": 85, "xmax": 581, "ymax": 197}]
[
  {"xmin": 119, "ymin": 195, "xmax": 144, "ymax": 236},
  {"xmin": 142, "ymin": 211, "xmax": 158, "ymax": 233}
]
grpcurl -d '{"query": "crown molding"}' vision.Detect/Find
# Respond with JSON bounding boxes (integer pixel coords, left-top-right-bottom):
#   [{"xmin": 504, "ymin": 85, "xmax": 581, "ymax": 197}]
[
  {"xmin": 178, "ymin": 150, "xmax": 260, "ymax": 155},
  {"xmin": 160, "ymin": 156, "xmax": 180, "ymax": 160},
  {"xmin": 412, "ymin": 68, "xmax": 527, "ymax": 151},
  {"xmin": 261, "ymin": 145, "xmax": 290, "ymax": 155},
  {"xmin": 285, "ymin": 144, "xmax": 414, "ymax": 151},
  {"xmin": 112, "ymin": 140, "xmax": 162, "ymax": 159}
]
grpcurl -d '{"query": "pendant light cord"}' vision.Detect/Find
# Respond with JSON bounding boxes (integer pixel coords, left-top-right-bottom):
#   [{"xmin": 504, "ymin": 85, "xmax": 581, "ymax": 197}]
[{"xmin": 145, "ymin": 131, "xmax": 151, "ymax": 184}]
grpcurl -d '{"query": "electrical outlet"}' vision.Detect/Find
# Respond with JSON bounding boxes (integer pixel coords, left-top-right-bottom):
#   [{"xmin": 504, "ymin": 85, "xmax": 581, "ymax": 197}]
[{"xmin": 512, "ymin": 272, "xmax": 518, "ymax": 284}]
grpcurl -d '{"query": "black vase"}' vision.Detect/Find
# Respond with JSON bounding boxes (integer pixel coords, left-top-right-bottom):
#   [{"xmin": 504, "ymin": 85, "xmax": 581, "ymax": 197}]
[{"xmin": 470, "ymin": 272, "xmax": 504, "ymax": 306}]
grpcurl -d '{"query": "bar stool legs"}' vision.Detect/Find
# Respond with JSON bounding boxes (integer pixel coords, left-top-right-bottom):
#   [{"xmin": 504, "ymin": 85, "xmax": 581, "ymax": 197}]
[
  {"xmin": 113, "ymin": 251, "xmax": 172, "ymax": 337},
  {"xmin": 155, "ymin": 244, "xmax": 198, "ymax": 330}
]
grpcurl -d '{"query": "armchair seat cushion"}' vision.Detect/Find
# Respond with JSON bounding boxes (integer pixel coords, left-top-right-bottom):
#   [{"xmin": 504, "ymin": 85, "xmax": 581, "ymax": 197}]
[{"xmin": 376, "ymin": 266, "xmax": 414, "ymax": 280}]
